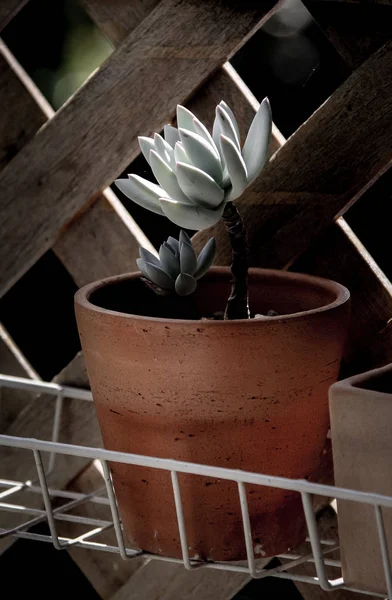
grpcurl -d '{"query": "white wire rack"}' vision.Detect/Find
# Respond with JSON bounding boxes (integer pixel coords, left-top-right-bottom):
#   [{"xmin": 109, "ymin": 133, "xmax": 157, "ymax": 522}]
[{"xmin": 0, "ymin": 374, "xmax": 391, "ymax": 598}]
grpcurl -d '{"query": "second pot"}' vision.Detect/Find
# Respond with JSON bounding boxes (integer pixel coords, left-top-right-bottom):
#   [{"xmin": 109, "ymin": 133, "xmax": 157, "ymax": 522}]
[{"xmin": 75, "ymin": 267, "xmax": 350, "ymax": 561}]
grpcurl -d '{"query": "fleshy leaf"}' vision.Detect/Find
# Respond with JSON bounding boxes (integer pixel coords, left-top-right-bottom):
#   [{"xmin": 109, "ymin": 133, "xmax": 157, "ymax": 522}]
[
  {"xmin": 176, "ymin": 105, "xmax": 198, "ymax": 133},
  {"xmin": 179, "ymin": 240, "xmax": 197, "ymax": 276},
  {"xmin": 143, "ymin": 262, "xmax": 174, "ymax": 290},
  {"xmin": 164, "ymin": 124, "xmax": 180, "ymax": 148},
  {"xmin": 179, "ymin": 128, "xmax": 222, "ymax": 185},
  {"xmin": 216, "ymin": 105, "xmax": 240, "ymax": 149},
  {"xmin": 160, "ymin": 198, "xmax": 224, "ymax": 230},
  {"xmin": 159, "ymin": 244, "xmax": 180, "ymax": 279},
  {"xmin": 219, "ymin": 101, "xmax": 241, "ymax": 146},
  {"xmin": 194, "ymin": 237, "xmax": 216, "ymax": 279},
  {"xmin": 154, "ymin": 133, "xmax": 174, "ymax": 167},
  {"xmin": 176, "ymin": 162, "xmax": 224, "ymax": 208},
  {"xmin": 163, "ymin": 241, "xmax": 175, "ymax": 254},
  {"xmin": 115, "ymin": 176, "xmax": 166, "ymax": 215},
  {"xmin": 179, "ymin": 230, "xmax": 192, "ymax": 247},
  {"xmin": 149, "ymin": 150, "xmax": 194, "ymax": 205},
  {"xmin": 138, "ymin": 136, "xmax": 155, "ymax": 164},
  {"xmin": 139, "ymin": 247, "xmax": 160, "ymax": 267},
  {"xmin": 174, "ymin": 141, "xmax": 191, "ymax": 166},
  {"xmin": 175, "ymin": 273, "xmax": 197, "ymax": 296},
  {"xmin": 167, "ymin": 236, "xmax": 179, "ymax": 253},
  {"xmin": 136, "ymin": 258, "xmax": 147, "ymax": 276},
  {"xmin": 192, "ymin": 117, "xmax": 219, "ymax": 156},
  {"xmin": 242, "ymin": 97, "xmax": 272, "ymax": 184},
  {"xmin": 219, "ymin": 135, "xmax": 248, "ymax": 201}
]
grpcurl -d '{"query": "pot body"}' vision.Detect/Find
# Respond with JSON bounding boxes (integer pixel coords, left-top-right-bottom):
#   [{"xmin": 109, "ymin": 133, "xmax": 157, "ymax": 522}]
[
  {"xmin": 75, "ymin": 268, "xmax": 350, "ymax": 561},
  {"xmin": 330, "ymin": 364, "xmax": 392, "ymax": 595}
]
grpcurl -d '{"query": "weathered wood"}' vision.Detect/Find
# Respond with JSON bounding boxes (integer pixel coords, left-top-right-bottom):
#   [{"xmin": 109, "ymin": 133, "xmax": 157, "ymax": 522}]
[
  {"xmin": 1, "ymin": 352, "xmax": 98, "ymax": 488},
  {"xmin": 54, "ymin": 188, "xmax": 153, "ymax": 287},
  {"xmin": 0, "ymin": 41, "xmax": 151, "ymax": 287},
  {"xmin": 0, "ymin": 352, "xmax": 96, "ymax": 553},
  {"xmin": 294, "ymin": 220, "xmax": 392, "ymax": 372},
  {"xmin": 81, "ymin": 0, "xmax": 161, "ymax": 47},
  {"xmin": 111, "ymin": 558, "xmax": 269, "ymax": 600},
  {"xmin": 193, "ymin": 42, "xmax": 392, "ymax": 271},
  {"xmin": 303, "ymin": 0, "xmax": 392, "ymax": 70},
  {"xmin": 62, "ymin": 462, "xmax": 147, "ymax": 599},
  {"xmin": 0, "ymin": 0, "xmax": 29, "ymax": 31},
  {"xmin": 0, "ymin": 0, "xmax": 279, "ymax": 298}
]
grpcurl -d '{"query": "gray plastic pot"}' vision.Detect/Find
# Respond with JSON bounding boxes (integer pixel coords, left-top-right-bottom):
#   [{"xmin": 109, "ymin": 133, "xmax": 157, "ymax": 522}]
[{"xmin": 330, "ymin": 363, "xmax": 392, "ymax": 595}]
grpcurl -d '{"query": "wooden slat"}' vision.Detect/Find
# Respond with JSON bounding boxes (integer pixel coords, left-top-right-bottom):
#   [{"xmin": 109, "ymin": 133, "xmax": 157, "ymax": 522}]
[
  {"xmin": 0, "ymin": 0, "xmax": 28, "ymax": 31},
  {"xmin": 81, "ymin": 0, "xmax": 161, "ymax": 48},
  {"xmin": 110, "ymin": 560, "xmax": 266, "ymax": 600},
  {"xmin": 0, "ymin": 40, "xmax": 152, "ymax": 287},
  {"xmin": 61, "ymin": 462, "xmax": 147, "ymax": 599},
  {"xmin": 0, "ymin": 352, "xmax": 98, "ymax": 553},
  {"xmin": 0, "ymin": 352, "xmax": 98, "ymax": 488},
  {"xmin": 54, "ymin": 188, "xmax": 152, "ymax": 287},
  {"xmin": 0, "ymin": 0, "xmax": 279, "ymax": 298},
  {"xmin": 294, "ymin": 220, "xmax": 392, "ymax": 372},
  {"xmin": 193, "ymin": 41, "xmax": 392, "ymax": 271},
  {"xmin": 303, "ymin": 0, "xmax": 392, "ymax": 70}
]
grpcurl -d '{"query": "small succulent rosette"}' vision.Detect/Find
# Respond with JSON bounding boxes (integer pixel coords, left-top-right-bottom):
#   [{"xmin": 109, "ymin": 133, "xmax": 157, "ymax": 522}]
[
  {"xmin": 116, "ymin": 99, "xmax": 272, "ymax": 230},
  {"xmin": 137, "ymin": 231, "xmax": 216, "ymax": 296}
]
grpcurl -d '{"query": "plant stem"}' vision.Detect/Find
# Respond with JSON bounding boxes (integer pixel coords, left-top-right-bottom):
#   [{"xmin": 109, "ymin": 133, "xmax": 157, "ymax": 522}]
[{"xmin": 221, "ymin": 202, "xmax": 250, "ymax": 320}]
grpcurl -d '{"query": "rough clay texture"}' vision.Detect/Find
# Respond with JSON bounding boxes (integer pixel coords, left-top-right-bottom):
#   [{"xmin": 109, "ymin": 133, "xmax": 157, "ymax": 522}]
[{"xmin": 75, "ymin": 267, "xmax": 350, "ymax": 561}]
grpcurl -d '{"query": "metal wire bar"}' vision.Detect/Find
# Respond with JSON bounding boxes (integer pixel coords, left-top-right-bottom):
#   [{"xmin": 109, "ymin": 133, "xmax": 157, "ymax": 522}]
[
  {"xmin": 3, "ymin": 434, "xmax": 392, "ymax": 509},
  {"xmin": 0, "ymin": 479, "xmax": 109, "ymax": 506},
  {"xmin": 0, "ymin": 481, "xmax": 29, "ymax": 499},
  {"xmin": 301, "ymin": 491, "xmax": 337, "ymax": 591},
  {"xmin": 100, "ymin": 460, "xmax": 132, "ymax": 560},
  {"xmin": 33, "ymin": 449, "xmax": 63, "ymax": 549},
  {"xmin": 0, "ymin": 527, "xmax": 387, "ymax": 598},
  {"xmin": 0, "ymin": 502, "xmax": 112, "ymax": 527},
  {"xmin": 47, "ymin": 393, "xmax": 63, "ymax": 475},
  {"xmin": 263, "ymin": 544, "xmax": 339, "ymax": 581},
  {"xmin": 0, "ymin": 374, "xmax": 92, "ymax": 401},
  {"xmin": 171, "ymin": 471, "xmax": 193, "ymax": 570},
  {"xmin": 66, "ymin": 524, "xmax": 113, "ymax": 546},
  {"xmin": 2, "ymin": 373, "xmax": 392, "ymax": 597},
  {"xmin": 279, "ymin": 552, "xmax": 341, "ymax": 568},
  {"xmin": 237, "ymin": 481, "xmax": 256, "ymax": 576},
  {"xmin": 374, "ymin": 505, "xmax": 392, "ymax": 599},
  {"xmin": 0, "ymin": 480, "xmax": 108, "ymax": 540}
]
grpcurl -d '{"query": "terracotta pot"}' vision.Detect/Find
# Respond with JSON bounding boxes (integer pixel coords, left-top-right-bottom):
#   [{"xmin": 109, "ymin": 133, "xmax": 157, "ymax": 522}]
[
  {"xmin": 330, "ymin": 364, "xmax": 392, "ymax": 595},
  {"xmin": 75, "ymin": 267, "xmax": 349, "ymax": 561}
]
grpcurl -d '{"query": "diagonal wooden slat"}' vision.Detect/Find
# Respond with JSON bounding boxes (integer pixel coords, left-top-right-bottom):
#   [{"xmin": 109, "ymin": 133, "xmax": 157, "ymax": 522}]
[
  {"xmin": 193, "ymin": 41, "xmax": 392, "ymax": 271},
  {"xmin": 81, "ymin": 0, "xmax": 162, "ymax": 48},
  {"xmin": 0, "ymin": 0, "xmax": 29, "ymax": 31},
  {"xmin": 0, "ymin": 40, "xmax": 152, "ymax": 289},
  {"xmin": 0, "ymin": 0, "xmax": 279, "ymax": 298}
]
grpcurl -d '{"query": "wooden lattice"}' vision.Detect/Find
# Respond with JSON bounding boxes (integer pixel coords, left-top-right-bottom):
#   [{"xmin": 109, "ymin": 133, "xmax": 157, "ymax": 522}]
[{"xmin": 1, "ymin": 1, "xmax": 392, "ymax": 598}]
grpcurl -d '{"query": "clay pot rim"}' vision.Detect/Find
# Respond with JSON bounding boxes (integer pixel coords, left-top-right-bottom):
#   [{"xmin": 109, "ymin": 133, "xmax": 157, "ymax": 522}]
[
  {"xmin": 75, "ymin": 267, "xmax": 349, "ymax": 325},
  {"xmin": 330, "ymin": 363, "xmax": 392, "ymax": 400}
]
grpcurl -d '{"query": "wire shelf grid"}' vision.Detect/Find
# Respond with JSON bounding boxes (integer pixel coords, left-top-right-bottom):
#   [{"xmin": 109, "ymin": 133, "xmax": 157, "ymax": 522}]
[{"xmin": 0, "ymin": 374, "xmax": 391, "ymax": 598}]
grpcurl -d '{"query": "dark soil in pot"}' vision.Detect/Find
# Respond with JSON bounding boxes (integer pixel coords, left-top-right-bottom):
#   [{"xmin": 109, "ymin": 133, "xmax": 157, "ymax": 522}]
[{"xmin": 75, "ymin": 267, "xmax": 350, "ymax": 561}]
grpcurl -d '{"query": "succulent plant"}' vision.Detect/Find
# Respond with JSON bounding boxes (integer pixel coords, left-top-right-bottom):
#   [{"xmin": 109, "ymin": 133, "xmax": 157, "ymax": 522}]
[
  {"xmin": 137, "ymin": 230, "xmax": 216, "ymax": 296},
  {"xmin": 115, "ymin": 99, "xmax": 272, "ymax": 231}
]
